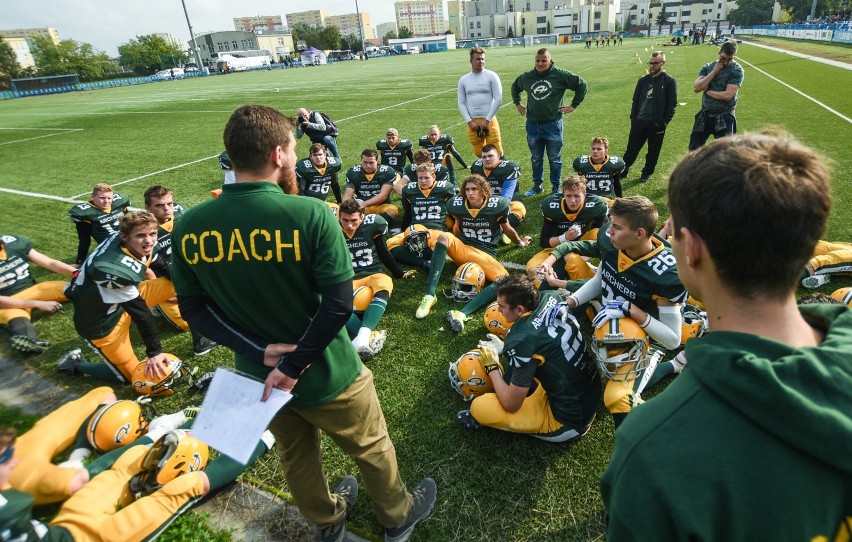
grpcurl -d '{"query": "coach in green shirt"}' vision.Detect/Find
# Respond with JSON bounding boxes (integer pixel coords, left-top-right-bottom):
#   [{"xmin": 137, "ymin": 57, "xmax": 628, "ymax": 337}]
[
  {"xmin": 511, "ymin": 48, "xmax": 587, "ymax": 196},
  {"xmin": 171, "ymin": 105, "xmax": 435, "ymax": 542}
]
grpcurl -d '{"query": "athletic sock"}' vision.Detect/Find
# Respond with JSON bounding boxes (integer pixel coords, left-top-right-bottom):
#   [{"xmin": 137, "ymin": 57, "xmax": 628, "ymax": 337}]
[
  {"xmin": 509, "ymin": 214, "xmax": 521, "ymax": 229},
  {"xmin": 345, "ymin": 314, "xmax": 362, "ymax": 336},
  {"xmin": 204, "ymin": 439, "xmax": 268, "ymax": 493},
  {"xmin": 646, "ymin": 360, "xmax": 675, "ymax": 388},
  {"xmin": 8, "ymin": 317, "xmax": 37, "ymax": 339},
  {"xmin": 391, "ymin": 246, "xmax": 430, "ymax": 270},
  {"xmin": 77, "ymin": 362, "xmax": 126, "ymax": 383},
  {"xmin": 361, "ymin": 292, "xmax": 389, "ymax": 330},
  {"xmin": 461, "ymin": 283, "xmax": 497, "ymax": 316},
  {"xmin": 426, "ymin": 243, "xmax": 448, "ymax": 296}
]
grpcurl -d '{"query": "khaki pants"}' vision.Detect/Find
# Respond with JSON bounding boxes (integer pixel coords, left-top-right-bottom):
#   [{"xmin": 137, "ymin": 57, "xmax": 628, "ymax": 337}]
[{"xmin": 269, "ymin": 365, "xmax": 412, "ymax": 528}]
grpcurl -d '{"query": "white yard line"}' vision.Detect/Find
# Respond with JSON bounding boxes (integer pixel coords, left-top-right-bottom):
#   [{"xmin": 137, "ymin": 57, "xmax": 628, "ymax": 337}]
[
  {"xmin": 736, "ymin": 55, "xmax": 852, "ymax": 124},
  {"xmin": 0, "ymin": 187, "xmax": 78, "ymax": 203},
  {"xmin": 740, "ymin": 39, "xmax": 852, "ymax": 70},
  {"xmin": 0, "ymin": 128, "xmax": 83, "ymax": 146},
  {"xmin": 70, "ymin": 154, "xmax": 221, "ymax": 198}
]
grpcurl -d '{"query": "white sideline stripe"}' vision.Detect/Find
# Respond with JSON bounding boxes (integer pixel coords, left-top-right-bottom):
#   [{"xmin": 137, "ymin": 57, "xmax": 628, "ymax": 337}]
[
  {"xmin": 336, "ymin": 89, "xmax": 456, "ymax": 122},
  {"xmin": 736, "ymin": 55, "xmax": 852, "ymax": 124},
  {"xmin": 0, "ymin": 129, "xmax": 83, "ymax": 146},
  {"xmin": 0, "ymin": 187, "xmax": 78, "ymax": 203},
  {"xmin": 740, "ymin": 39, "xmax": 852, "ymax": 71},
  {"xmin": 0, "ymin": 127, "xmax": 83, "ymax": 131},
  {"xmin": 71, "ymin": 154, "xmax": 220, "ymax": 198}
]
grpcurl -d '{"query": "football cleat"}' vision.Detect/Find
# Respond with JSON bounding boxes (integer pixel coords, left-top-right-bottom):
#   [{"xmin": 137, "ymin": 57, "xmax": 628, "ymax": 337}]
[
  {"xmin": 10, "ymin": 335, "xmax": 50, "ymax": 355},
  {"xmin": 801, "ymin": 274, "xmax": 829, "ymax": 289},
  {"xmin": 448, "ymin": 262, "xmax": 485, "ymax": 302},
  {"xmin": 415, "ymin": 294, "xmax": 437, "ymax": 319},
  {"xmin": 58, "ymin": 348, "xmax": 84, "ymax": 374},
  {"xmin": 368, "ymin": 330, "xmax": 387, "ymax": 356},
  {"xmin": 523, "ymin": 186, "xmax": 543, "ymax": 197},
  {"xmin": 193, "ymin": 335, "xmax": 218, "ymax": 356},
  {"xmin": 456, "ymin": 410, "xmax": 482, "ymax": 430},
  {"xmin": 447, "ymin": 310, "xmax": 467, "ymax": 333}
]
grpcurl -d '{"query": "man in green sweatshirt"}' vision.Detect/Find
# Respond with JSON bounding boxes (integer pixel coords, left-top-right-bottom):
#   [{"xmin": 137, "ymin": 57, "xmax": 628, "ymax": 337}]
[
  {"xmin": 511, "ymin": 48, "xmax": 587, "ymax": 196},
  {"xmin": 600, "ymin": 132, "xmax": 852, "ymax": 540}
]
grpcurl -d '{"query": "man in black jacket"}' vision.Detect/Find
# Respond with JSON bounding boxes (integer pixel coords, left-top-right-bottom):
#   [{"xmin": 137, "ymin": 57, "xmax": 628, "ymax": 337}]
[
  {"xmin": 296, "ymin": 107, "xmax": 340, "ymax": 159},
  {"xmin": 621, "ymin": 51, "xmax": 677, "ymax": 184}
]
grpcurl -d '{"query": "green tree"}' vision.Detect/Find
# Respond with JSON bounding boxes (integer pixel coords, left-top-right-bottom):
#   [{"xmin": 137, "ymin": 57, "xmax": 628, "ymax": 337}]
[
  {"xmin": 728, "ymin": 0, "xmax": 775, "ymax": 25},
  {"xmin": 626, "ymin": 13, "xmax": 636, "ymax": 31},
  {"xmin": 656, "ymin": 5, "xmax": 670, "ymax": 25},
  {"xmin": 30, "ymin": 36, "xmax": 118, "ymax": 81},
  {"xmin": 383, "ymin": 30, "xmax": 397, "ymax": 45},
  {"xmin": 292, "ymin": 23, "xmax": 342, "ymax": 50},
  {"xmin": 0, "ymin": 39, "xmax": 22, "ymax": 79},
  {"xmin": 118, "ymin": 34, "xmax": 188, "ymax": 75},
  {"xmin": 342, "ymin": 33, "xmax": 363, "ymax": 52},
  {"xmin": 398, "ymin": 26, "xmax": 414, "ymax": 39},
  {"xmin": 507, "ymin": 27, "xmax": 515, "ymax": 38}
]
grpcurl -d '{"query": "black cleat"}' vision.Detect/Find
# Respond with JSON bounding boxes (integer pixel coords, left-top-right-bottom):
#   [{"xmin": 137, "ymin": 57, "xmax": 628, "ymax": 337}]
[{"xmin": 10, "ymin": 335, "xmax": 50, "ymax": 355}]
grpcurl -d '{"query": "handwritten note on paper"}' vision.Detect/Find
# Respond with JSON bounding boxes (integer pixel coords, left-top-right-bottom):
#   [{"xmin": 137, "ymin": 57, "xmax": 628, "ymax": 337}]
[{"xmin": 191, "ymin": 367, "xmax": 292, "ymax": 464}]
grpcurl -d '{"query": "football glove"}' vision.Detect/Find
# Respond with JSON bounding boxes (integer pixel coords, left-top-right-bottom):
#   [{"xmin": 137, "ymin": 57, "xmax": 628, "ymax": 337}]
[
  {"xmin": 592, "ymin": 301, "xmax": 632, "ymax": 328},
  {"xmin": 402, "ymin": 270, "xmax": 417, "ymax": 279},
  {"xmin": 544, "ymin": 301, "xmax": 571, "ymax": 328},
  {"xmin": 477, "ymin": 333, "xmax": 504, "ymax": 355},
  {"xmin": 479, "ymin": 346, "xmax": 502, "ymax": 374}
]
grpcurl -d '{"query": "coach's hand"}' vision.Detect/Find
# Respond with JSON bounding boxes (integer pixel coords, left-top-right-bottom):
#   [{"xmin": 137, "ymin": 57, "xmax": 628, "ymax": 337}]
[
  {"xmin": 516, "ymin": 104, "xmax": 527, "ymax": 116},
  {"xmin": 144, "ymin": 353, "xmax": 169, "ymax": 379},
  {"xmin": 263, "ymin": 343, "xmax": 297, "ymax": 367},
  {"xmin": 262, "ymin": 368, "xmax": 298, "ymax": 401}
]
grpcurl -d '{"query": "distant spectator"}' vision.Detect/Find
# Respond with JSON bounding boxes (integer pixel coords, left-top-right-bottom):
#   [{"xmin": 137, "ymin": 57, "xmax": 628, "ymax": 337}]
[{"xmin": 296, "ymin": 108, "xmax": 340, "ymax": 159}]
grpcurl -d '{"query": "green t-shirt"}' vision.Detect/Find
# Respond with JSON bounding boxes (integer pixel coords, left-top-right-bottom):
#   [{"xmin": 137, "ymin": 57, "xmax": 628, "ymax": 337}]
[
  {"xmin": 0, "ymin": 234, "xmax": 35, "ymax": 296},
  {"xmin": 446, "ymin": 195, "xmax": 509, "ymax": 257},
  {"xmin": 171, "ymin": 181, "xmax": 360, "ymax": 409},
  {"xmin": 400, "ymin": 179, "xmax": 455, "ymax": 231},
  {"xmin": 345, "ymin": 164, "xmax": 398, "ymax": 202},
  {"xmin": 636, "ymin": 77, "xmax": 657, "ymax": 121},
  {"xmin": 573, "ymin": 155, "xmax": 626, "ymax": 198},
  {"xmin": 68, "ymin": 193, "xmax": 131, "ymax": 243},
  {"xmin": 345, "ymin": 214, "xmax": 388, "ymax": 278},
  {"xmin": 539, "ymin": 193, "xmax": 608, "ymax": 238},
  {"xmin": 502, "ymin": 291, "xmax": 601, "ymax": 427},
  {"xmin": 295, "ymin": 155, "xmax": 343, "ymax": 200},
  {"xmin": 376, "ymin": 138, "xmax": 413, "ymax": 173},
  {"xmin": 699, "ymin": 60, "xmax": 744, "ymax": 113},
  {"xmin": 66, "ymin": 233, "xmax": 153, "ymax": 339}
]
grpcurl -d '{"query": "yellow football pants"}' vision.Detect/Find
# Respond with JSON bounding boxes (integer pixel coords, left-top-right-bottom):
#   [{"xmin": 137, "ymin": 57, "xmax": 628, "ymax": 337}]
[
  {"xmin": 441, "ymin": 234, "xmax": 507, "ymax": 282},
  {"xmin": 0, "ymin": 281, "xmax": 68, "ymax": 325},
  {"xmin": 9, "ymin": 386, "xmax": 114, "ymax": 505},
  {"xmin": 465, "ymin": 116, "xmax": 503, "ymax": 158},
  {"xmin": 386, "ymin": 228, "xmax": 445, "ymax": 252},
  {"xmin": 354, "ymin": 274, "xmax": 394, "ymax": 296},
  {"xmin": 810, "ymin": 240, "xmax": 852, "ymax": 275}
]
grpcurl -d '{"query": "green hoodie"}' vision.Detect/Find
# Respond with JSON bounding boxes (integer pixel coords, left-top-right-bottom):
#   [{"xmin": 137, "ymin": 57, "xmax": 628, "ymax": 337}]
[
  {"xmin": 601, "ymin": 303, "xmax": 852, "ymax": 541},
  {"xmin": 511, "ymin": 64, "xmax": 587, "ymax": 123}
]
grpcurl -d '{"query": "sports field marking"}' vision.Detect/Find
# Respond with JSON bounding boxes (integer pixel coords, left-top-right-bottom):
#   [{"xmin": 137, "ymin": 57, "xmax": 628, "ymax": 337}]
[
  {"xmin": 736, "ymin": 55, "xmax": 852, "ymax": 124},
  {"xmin": 0, "ymin": 128, "xmax": 83, "ymax": 146},
  {"xmin": 336, "ymin": 89, "xmax": 456, "ymax": 122},
  {"xmin": 0, "ymin": 187, "xmax": 78, "ymax": 203},
  {"xmin": 70, "ymin": 154, "xmax": 221, "ymax": 199}
]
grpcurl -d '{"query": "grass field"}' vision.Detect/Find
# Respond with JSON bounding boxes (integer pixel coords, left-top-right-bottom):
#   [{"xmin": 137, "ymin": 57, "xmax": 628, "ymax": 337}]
[{"xmin": 1, "ymin": 37, "xmax": 851, "ymax": 541}]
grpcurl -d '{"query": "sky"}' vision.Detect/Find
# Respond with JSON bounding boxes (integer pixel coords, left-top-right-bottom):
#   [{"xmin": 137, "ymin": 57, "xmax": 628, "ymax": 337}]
[{"xmin": 4, "ymin": 0, "xmax": 401, "ymax": 57}]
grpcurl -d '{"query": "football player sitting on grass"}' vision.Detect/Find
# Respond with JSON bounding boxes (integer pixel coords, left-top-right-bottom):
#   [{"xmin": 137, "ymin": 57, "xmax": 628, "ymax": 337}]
[
  {"xmin": 0, "ymin": 233, "xmax": 76, "ymax": 354},
  {"xmin": 69, "ymin": 183, "xmax": 131, "ymax": 266},
  {"xmin": 453, "ymin": 275, "xmax": 601, "ymax": 442}
]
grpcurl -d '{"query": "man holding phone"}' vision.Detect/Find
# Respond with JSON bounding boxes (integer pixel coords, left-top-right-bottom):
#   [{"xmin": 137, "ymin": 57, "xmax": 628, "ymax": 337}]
[{"xmin": 689, "ymin": 41, "xmax": 744, "ymax": 150}]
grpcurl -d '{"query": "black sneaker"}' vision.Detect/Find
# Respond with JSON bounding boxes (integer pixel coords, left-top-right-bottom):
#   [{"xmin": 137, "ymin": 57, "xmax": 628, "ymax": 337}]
[
  {"xmin": 640, "ymin": 176, "xmax": 650, "ymax": 183},
  {"xmin": 318, "ymin": 475, "xmax": 359, "ymax": 542},
  {"xmin": 384, "ymin": 478, "xmax": 437, "ymax": 542},
  {"xmin": 456, "ymin": 410, "xmax": 482, "ymax": 430},
  {"xmin": 10, "ymin": 335, "xmax": 50, "ymax": 355},
  {"xmin": 57, "ymin": 348, "xmax": 83, "ymax": 374},
  {"xmin": 191, "ymin": 371, "xmax": 216, "ymax": 394},
  {"xmin": 193, "ymin": 336, "xmax": 218, "ymax": 356}
]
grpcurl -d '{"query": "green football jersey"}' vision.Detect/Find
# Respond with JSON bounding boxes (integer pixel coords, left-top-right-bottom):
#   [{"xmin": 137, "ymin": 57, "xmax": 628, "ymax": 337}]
[
  {"xmin": 446, "ymin": 195, "xmax": 509, "ymax": 256},
  {"xmin": 66, "ymin": 234, "xmax": 153, "ymax": 339},
  {"xmin": 401, "ymin": 162, "xmax": 450, "ymax": 184},
  {"xmin": 0, "ymin": 490, "xmax": 74, "ymax": 542},
  {"xmin": 596, "ymin": 226, "xmax": 687, "ymax": 317},
  {"xmin": 154, "ymin": 204, "xmax": 185, "ymax": 265},
  {"xmin": 345, "ymin": 164, "xmax": 398, "ymax": 202},
  {"xmin": 296, "ymin": 155, "xmax": 343, "ymax": 200},
  {"xmin": 0, "ymin": 234, "xmax": 35, "ymax": 296},
  {"xmin": 540, "ymin": 193, "xmax": 608, "ymax": 237},
  {"xmin": 344, "ymin": 214, "xmax": 388, "ymax": 278},
  {"xmin": 502, "ymin": 290, "xmax": 601, "ymax": 427},
  {"xmin": 171, "ymin": 182, "xmax": 360, "ymax": 409},
  {"xmin": 418, "ymin": 134, "xmax": 455, "ymax": 164},
  {"xmin": 573, "ymin": 155, "xmax": 625, "ymax": 198},
  {"xmin": 400, "ymin": 179, "xmax": 455, "ymax": 231},
  {"xmin": 470, "ymin": 159, "xmax": 521, "ymax": 200},
  {"xmin": 68, "ymin": 193, "xmax": 131, "ymax": 243},
  {"xmin": 376, "ymin": 138, "xmax": 413, "ymax": 173}
]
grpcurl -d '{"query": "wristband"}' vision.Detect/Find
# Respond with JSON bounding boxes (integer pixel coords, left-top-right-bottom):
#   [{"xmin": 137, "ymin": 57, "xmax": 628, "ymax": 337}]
[
  {"xmin": 568, "ymin": 295, "xmax": 579, "ymax": 308},
  {"xmin": 639, "ymin": 313, "xmax": 652, "ymax": 328},
  {"xmin": 558, "ymin": 233, "xmax": 568, "ymax": 244}
]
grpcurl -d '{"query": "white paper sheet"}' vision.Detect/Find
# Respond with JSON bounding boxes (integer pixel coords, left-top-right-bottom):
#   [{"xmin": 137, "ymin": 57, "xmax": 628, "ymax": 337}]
[{"xmin": 190, "ymin": 367, "xmax": 292, "ymax": 464}]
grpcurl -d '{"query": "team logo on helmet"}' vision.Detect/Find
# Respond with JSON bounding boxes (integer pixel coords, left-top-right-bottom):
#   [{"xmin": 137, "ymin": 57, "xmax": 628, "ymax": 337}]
[{"xmin": 448, "ymin": 349, "xmax": 502, "ymax": 401}]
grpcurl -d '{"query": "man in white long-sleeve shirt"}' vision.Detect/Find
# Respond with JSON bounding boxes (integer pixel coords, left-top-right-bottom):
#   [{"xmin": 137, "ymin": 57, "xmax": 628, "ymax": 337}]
[{"xmin": 458, "ymin": 47, "xmax": 504, "ymax": 158}]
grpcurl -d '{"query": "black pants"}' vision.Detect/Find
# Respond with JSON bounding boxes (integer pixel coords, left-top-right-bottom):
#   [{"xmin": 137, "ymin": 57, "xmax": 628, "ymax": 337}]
[{"xmin": 622, "ymin": 119, "xmax": 666, "ymax": 178}]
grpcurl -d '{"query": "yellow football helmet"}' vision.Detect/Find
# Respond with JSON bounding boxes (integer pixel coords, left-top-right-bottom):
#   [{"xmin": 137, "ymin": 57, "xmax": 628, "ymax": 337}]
[
  {"xmin": 86, "ymin": 400, "xmax": 152, "ymax": 452},
  {"xmin": 831, "ymin": 287, "xmax": 852, "ymax": 307},
  {"xmin": 353, "ymin": 285, "xmax": 373, "ymax": 312},
  {"xmin": 448, "ymin": 349, "xmax": 502, "ymax": 401},
  {"xmin": 483, "ymin": 301, "xmax": 513, "ymax": 339},
  {"xmin": 326, "ymin": 201, "xmax": 340, "ymax": 219},
  {"xmin": 450, "ymin": 262, "xmax": 485, "ymax": 302},
  {"xmin": 403, "ymin": 224, "xmax": 430, "ymax": 256},
  {"xmin": 128, "ymin": 429, "xmax": 208, "ymax": 499},
  {"xmin": 680, "ymin": 305, "xmax": 709, "ymax": 346},
  {"xmin": 131, "ymin": 353, "xmax": 191, "ymax": 398},
  {"xmin": 593, "ymin": 317, "xmax": 655, "ymax": 382}
]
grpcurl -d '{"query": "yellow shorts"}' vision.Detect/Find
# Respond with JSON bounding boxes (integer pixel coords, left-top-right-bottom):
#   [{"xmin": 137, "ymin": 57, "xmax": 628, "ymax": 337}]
[
  {"xmin": 0, "ymin": 281, "xmax": 69, "ymax": 325},
  {"xmin": 465, "ymin": 116, "xmax": 503, "ymax": 158},
  {"xmin": 9, "ymin": 387, "xmax": 114, "ymax": 505},
  {"xmin": 525, "ymin": 249, "xmax": 596, "ymax": 281},
  {"xmin": 810, "ymin": 240, "xmax": 852, "ymax": 275}
]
